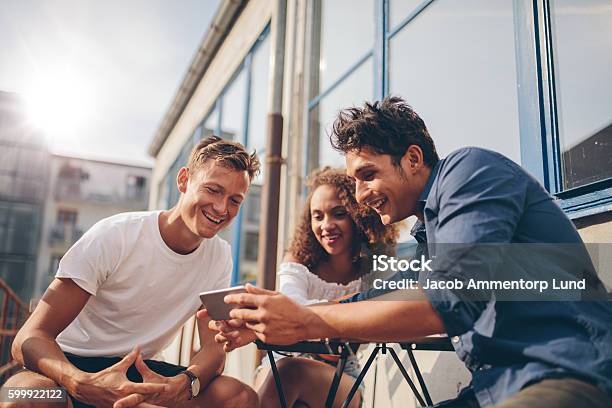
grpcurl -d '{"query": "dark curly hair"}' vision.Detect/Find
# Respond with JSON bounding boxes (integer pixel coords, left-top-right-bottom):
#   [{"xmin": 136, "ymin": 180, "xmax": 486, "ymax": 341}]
[
  {"xmin": 287, "ymin": 167, "xmax": 398, "ymax": 272},
  {"xmin": 330, "ymin": 96, "xmax": 439, "ymax": 167}
]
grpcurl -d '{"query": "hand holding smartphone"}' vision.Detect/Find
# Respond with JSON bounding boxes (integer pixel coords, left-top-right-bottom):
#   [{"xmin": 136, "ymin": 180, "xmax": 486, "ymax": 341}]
[{"xmin": 199, "ymin": 285, "xmax": 247, "ymax": 320}]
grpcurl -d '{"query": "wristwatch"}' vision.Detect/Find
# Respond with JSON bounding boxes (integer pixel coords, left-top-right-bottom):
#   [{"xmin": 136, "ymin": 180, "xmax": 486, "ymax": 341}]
[{"xmin": 180, "ymin": 370, "xmax": 201, "ymax": 400}]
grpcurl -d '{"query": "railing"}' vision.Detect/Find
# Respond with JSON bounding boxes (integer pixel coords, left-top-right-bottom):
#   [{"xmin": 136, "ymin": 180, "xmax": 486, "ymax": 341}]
[{"xmin": 0, "ymin": 278, "xmax": 30, "ymax": 383}]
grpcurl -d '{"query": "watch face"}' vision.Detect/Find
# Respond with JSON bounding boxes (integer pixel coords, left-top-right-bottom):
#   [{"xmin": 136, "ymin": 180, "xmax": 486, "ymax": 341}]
[{"xmin": 192, "ymin": 378, "xmax": 201, "ymax": 397}]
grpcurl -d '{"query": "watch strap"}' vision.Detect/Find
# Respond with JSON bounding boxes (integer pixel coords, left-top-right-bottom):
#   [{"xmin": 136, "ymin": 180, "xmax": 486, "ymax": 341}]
[{"xmin": 179, "ymin": 370, "xmax": 198, "ymax": 400}]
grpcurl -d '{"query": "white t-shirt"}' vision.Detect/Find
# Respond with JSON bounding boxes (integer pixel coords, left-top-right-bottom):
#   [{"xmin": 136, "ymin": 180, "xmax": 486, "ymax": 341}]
[
  {"xmin": 56, "ymin": 211, "xmax": 232, "ymax": 359},
  {"xmin": 277, "ymin": 262, "xmax": 361, "ymax": 305}
]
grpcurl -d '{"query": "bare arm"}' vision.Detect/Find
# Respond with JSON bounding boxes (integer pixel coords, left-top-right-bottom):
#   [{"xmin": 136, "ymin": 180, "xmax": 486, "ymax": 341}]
[
  {"xmin": 306, "ymin": 299, "xmax": 445, "ymax": 342},
  {"xmin": 13, "ymin": 278, "xmax": 168, "ymax": 406},
  {"xmin": 12, "ymin": 277, "xmax": 92, "ymax": 391},
  {"xmin": 187, "ymin": 311, "xmax": 226, "ymax": 386},
  {"xmin": 220, "ymin": 284, "xmax": 446, "ymax": 345}
]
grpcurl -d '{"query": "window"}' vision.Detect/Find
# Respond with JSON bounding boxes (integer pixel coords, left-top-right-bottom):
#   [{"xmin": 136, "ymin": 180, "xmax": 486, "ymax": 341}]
[
  {"xmin": 161, "ymin": 26, "xmax": 271, "ymax": 283},
  {"xmin": 306, "ymin": 0, "xmax": 520, "ymax": 173},
  {"xmin": 235, "ymin": 30, "xmax": 271, "ymax": 282},
  {"xmin": 319, "ymin": 0, "xmax": 374, "ymax": 91},
  {"xmin": 303, "ymin": 0, "xmax": 612, "ymax": 218},
  {"xmin": 389, "ymin": 0, "xmax": 424, "ymax": 28},
  {"xmin": 248, "ymin": 33, "xmax": 271, "ymax": 183},
  {"xmin": 157, "ymin": 177, "xmax": 169, "ymax": 210},
  {"xmin": 551, "ymin": 0, "xmax": 612, "ymax": 191},
  {"xmin": 0, "ymin": 202, "xmax": 41, "ymax": 256},
  {"xmin": 126, "ymin": 175, "xmax": 147, "ymax": 200},
  {"xmin": 49, "ymin": 254, "xmax": 62, "ymax": 275},
  {"xmin": 245, "ymin": 185, "xmax": 261, "ymax": 223},
  {"xmin": 220, "ymin": 69, "xmax": 247, "ymax": 143},
  {"xmin": 306, "ymin": 0, "xmax": 375, "ymax": 173},
  {"xmin": 57, "ymin": 209, "xmax": 77, "ymax": 227},
  {"xmin": 203, "ymin": 104, "xmax": 220, "ymax": 138},
  {"xmin": 521, "ymin": 0, "xmax": 612, "ymax": 217},
  {"xmin": 243, "ymin": 231, "xmax": 259, "ymax": 262},
  {"xmin": 388, "ymin": 0, "xmax": 520, "ymax": 160}
]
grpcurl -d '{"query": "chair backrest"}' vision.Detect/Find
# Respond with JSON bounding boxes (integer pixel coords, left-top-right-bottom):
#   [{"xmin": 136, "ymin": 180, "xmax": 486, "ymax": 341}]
[{"xmin": 158, "ymin": 314, "xmax": 201, "ymax": 366}]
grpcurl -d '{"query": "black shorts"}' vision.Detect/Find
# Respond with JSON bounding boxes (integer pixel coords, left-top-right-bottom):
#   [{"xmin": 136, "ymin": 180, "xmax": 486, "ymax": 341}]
[{"xmin": 64, "ymin": 352, "xmax": 186, "ymax": 408}]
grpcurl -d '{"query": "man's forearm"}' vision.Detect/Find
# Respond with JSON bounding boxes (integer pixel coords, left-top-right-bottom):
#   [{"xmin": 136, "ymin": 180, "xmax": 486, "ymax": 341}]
[
  {"xmin": 187, "ymin": 348, "xmax": 225, "ymax": 387},
  {"xmin": 15, "ymin": 333, "xmax": 88, "ymax": 393},
  {"xmin": 306, "ymin": 300, "xmax": 446, "ymax": 342}
]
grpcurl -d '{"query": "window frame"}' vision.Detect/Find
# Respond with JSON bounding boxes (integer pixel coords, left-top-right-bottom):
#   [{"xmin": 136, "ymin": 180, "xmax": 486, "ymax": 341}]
[
  {"xmin": 522, "ymin": 0, "xmax": 612, "ymax": 218},
  {"xmin": 303, "ymin": 0, "xmax": 612, "ymax": 219},
  {"xmin": 161, "ymin": 24, "xmax": 270, "ymax": 284}
]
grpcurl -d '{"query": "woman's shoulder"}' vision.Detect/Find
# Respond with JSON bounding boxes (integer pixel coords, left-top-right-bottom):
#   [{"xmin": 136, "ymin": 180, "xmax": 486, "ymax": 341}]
[
  {"xmin": 278, "ymin": 261, "xmax": 311, "ymax": 275},
  {"xmin": 280, "ymin": 262, "xmax": 360, "ymax": 290}
]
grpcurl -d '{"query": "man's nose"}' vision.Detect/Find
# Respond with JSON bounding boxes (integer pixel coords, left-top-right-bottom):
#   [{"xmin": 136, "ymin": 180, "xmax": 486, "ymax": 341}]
[
  {"xmin": 355, "ymin": 179, "xmax": 368, "ymax": 204},
  {"xmin": 212, "ymin": 198, "xmax": 228, "ymax": 215}
]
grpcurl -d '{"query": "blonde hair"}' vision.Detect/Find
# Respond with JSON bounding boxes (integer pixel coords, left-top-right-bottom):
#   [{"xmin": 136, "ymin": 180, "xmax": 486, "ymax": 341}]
[{"xmin": 188, "ymin": 135, "xmax": 260, "ymax": 181}]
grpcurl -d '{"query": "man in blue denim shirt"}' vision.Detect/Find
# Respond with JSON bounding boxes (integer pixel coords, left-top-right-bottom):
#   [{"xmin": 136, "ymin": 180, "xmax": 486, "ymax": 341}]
[{"xmin": 212, "ymin": 97, "xmax": 612, "ymax": 407}]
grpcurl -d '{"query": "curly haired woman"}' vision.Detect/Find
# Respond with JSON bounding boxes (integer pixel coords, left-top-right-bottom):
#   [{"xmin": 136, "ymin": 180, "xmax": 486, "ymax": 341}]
[{"xmin": 250, "ymin": 167, "xmax": 397, "ymax": 407}]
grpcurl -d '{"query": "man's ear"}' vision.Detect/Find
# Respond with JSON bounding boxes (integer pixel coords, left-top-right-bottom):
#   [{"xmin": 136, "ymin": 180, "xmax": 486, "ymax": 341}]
[
  {"xmin": 177, "ymin": 167, "xmax": 189, "ymax": 193},
  {"xmin": 401, "ymin": 145, "xmax": 425, "ymax": 173}
]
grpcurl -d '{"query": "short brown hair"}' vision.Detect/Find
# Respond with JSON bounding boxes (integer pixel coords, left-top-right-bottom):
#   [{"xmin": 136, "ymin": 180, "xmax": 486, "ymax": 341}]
[
  {"xmin": 188, "ymin": 135, "xmax": 260, "ymax": 181},
  {"xmin": 331, "ymin": 96, "xmax": 439, "ymax": 167}
]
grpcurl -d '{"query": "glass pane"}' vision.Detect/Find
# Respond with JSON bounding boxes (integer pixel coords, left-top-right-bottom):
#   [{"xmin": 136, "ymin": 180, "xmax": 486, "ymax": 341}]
[
  {"xmin": 203, "ymin": 104, "xmax": 219, "ymax": 138},
  {"xmin": 220, "ymin": 68, "xmax": 247, "ymax": 143},
  {"xmin": 6, "ymin": 204, "xmax": 40, "ymax": 255},
  {"xmin": 191, "ymin": 122, "xmax": 203, "ymax": 146},
  {"xmin": 0, "ymin": 259, "xmax": 34, "ymax": 300},
  {"xmin": 552, "ymin": 0, "xmax": 612, "ymax": 190},
  {"xmin": 248, "ymin": 34, "xmax": 271, "ymax": 185},
  {"xmin": 319, "ymin": 0, "xmax": 374, "ymax": 91},
  {"xmin": 248, "ymin": 35, "xmax": 271, "ymax": 154},
  {"xmin": 312, "ymin": 58, "xmax": 374, "ymax": 168},
  {"xmin": 389, "ymin": 0, "xmax": 425, "ymax": 30},
  {"xmin": 389, "ymin": 0, "xmax": 520, "ymax": 162},
  {"xmin": 239, "ymin": 184, "xmax": 262, "ymax": 282},
  {"xmin": 157, "ymin": 177, "xmax": 168, "ymax": 210},
  {"xmin": 166, "ymin": 157, "xmax": 182, "ymax": 207}
]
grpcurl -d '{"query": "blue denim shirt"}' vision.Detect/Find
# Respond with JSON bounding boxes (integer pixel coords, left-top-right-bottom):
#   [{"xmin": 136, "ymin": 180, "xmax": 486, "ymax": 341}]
[{"xmin": 352, "ymin": 147, "xmax": 612, "ymax": 406}]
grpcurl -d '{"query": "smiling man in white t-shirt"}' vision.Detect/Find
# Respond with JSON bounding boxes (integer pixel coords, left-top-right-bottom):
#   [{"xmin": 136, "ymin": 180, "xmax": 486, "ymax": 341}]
[{"xmin": 3, "ymin": 136, "xmax": 260, "ymax": 408}]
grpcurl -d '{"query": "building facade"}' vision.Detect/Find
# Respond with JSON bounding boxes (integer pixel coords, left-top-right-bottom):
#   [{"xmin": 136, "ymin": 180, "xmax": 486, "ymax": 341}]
[
  {"xmin": 148, "ymin": 1, "xmax": 612, "ymax": 406},
  {"xmin": 0, "ymin": 91, "xmax": 49, "ymax": 302},
  {"xmin": 34, "ymin": 154, "xmax": 151, "ymax": 295}
]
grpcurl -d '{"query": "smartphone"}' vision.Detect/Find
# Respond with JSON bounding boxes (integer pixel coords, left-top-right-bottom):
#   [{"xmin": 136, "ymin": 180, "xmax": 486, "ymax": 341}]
[{"xmin": 199, "ymin": 285, "xmax": 247, "ymax": 320}]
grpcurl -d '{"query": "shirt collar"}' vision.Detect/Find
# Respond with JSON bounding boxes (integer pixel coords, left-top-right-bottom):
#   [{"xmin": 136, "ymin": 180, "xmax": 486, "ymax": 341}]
[
  {"xmin": 409, "ymin": 219, "xmax": 426, "ymax": 241},
  {"xmin": 410, "ymin": 159, "xmax": 442, "ymax": 241},
  {"xmin": 417, "ymin": 159, "xmax": 443, "ymax": 211}
]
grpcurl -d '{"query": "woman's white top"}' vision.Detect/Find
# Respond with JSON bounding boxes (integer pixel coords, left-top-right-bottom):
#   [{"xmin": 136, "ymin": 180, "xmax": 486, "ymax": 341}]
[{"xmin": 277, "ymin": 261, "xmax": 361, "ymax": 305}]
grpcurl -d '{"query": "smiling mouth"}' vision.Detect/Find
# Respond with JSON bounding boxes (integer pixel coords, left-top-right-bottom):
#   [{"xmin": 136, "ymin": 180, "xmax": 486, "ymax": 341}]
[
  {"xmin": 322, "ymin": 233, "xmax": 341, "ymax": 244},
  {"xmin": 366, "ymin": 197, "xmax": 387, "ymax": 213},
  {"xmin": 202, "ymin": 210, "xmax": 226, "ymax": 225}
]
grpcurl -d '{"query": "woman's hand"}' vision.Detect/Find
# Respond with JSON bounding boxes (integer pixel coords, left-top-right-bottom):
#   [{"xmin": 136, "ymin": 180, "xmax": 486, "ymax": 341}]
[
  {"xmin": 200, "ymin": 311, "xmax": 258, "ymax": 352},
  {"xmin": 216, "ymin": 319, "xmax": 259, "ymax": 352}
]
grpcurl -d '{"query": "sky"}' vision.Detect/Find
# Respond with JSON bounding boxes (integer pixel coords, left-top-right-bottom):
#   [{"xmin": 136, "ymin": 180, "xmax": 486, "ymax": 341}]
[{"xmin": 0, "ymin": 0, "xmax": 221, "ymax": 166}]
